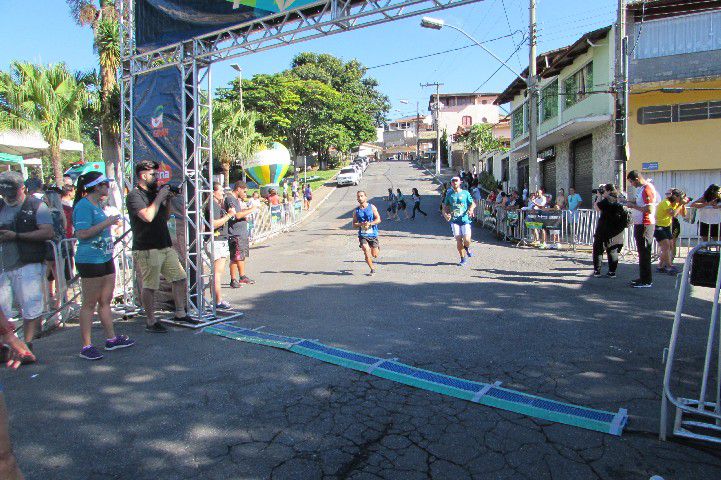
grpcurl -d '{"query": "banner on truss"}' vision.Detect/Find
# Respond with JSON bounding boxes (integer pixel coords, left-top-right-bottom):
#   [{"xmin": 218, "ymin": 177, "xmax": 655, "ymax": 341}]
[
  {"xmin": 132, "ymin": 67, "xmax": 184, "ymax": 187},
  {"xmin": 135, "ymin": 0, "xmax": 330, "ymax": 51}
]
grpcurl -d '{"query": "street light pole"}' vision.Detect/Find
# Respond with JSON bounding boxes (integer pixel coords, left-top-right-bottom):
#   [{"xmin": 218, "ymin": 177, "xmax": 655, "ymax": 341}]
[{"xmin": 421, "ymin": 82, "xmax": 443, "ymax": 175}]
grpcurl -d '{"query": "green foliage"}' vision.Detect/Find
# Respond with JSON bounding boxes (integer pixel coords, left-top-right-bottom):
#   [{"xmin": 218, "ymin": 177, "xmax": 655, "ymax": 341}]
[
  {"xmin": 463, "ymin": 123, "xmax": 507, "ymax": 154},
  {"xmin": 478, "ymin": 171, "xmax": 500, "ymax": 192},
  {"xmin": 212, "ymin": 101, "xmax": 265, "ymax": 184},
  {"xmin": 440, "ymin": 129, "xmax": 449, "ymax": 164}
]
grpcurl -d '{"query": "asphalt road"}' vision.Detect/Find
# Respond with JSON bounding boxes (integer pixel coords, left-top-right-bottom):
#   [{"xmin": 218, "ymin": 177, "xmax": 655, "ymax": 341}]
[{"xmin": 3, "ymin": 160, "xmax": 721, "ymax": 479}]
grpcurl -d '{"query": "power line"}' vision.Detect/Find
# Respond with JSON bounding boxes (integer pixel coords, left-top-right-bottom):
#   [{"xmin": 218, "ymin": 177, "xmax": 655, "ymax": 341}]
[
  {"xmin": 473, "ymin": 38, "xmax": 527, "ymax": 93},
  {"xmin": 365, "ymin": 31, "xmax": 521, "ymax": 70},
  {"xmin": 500, "ymin": 0, "xmax": 524, "ymax": 69}
]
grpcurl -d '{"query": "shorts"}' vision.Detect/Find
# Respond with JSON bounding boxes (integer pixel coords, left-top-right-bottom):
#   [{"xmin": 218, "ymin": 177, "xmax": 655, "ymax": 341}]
[
  {"xmin": 672, "ymin": 217, "xmax": 681, "ymax": 239},
  {"xmin": 654, "ymin": 225, "xmax": 673, "ymax": 241},
  {"xmin": 451, "ymin": 223, "xmax": 472, "ymax": 237},
  {"xmin": 207, "ymin": 240, "xmax": 229, "ymax": 262},
  {"xmin": 133, "ymin": 247, "xmax": 187, "ymax": 291},
  {"xmin": 359, "ymin": 236, "xmax": 380, "ymax": 249},
  {"xmin": 76, "ymin": 260, "xmax": 115, "ymax": 279},
  {"xmin": 0, "ymin": 263, "xmax": 45, "ymax": 320},
  {"xmin": 700, "ymin": 222, "xmax": 720, "ymax": 239},
  {"xmin": 228, "ymin": 235, "xmax": 249, "ymax": 261}
]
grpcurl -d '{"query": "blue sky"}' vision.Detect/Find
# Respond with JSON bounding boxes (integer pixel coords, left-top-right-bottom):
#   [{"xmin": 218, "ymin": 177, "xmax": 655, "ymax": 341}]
[{"xmin": 0, "ymin": 0, "xmax": 615, "ymax": 119}]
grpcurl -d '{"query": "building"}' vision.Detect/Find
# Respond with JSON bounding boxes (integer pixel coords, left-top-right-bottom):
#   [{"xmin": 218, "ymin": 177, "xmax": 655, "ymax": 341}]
[
  {"xmin": 623, "ymin": 0, "xmax": 721, "ymax": 200},
  {"xmin": 428, "ymin": 92, "xmax": 501, "ymax": 137},
  {"xmin": 495, "ymin": 26, "xmax": 616, "ymax": 207}
]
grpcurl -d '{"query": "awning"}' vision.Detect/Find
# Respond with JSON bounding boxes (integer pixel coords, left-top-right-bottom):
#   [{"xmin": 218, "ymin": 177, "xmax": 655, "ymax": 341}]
[
  {"xmin": 0, "ymin": 152, "xmax": 24, "ymax": 165},
  {"xmin": 0, "ymin": 130, "xmax": 84, "ymax": 157}
]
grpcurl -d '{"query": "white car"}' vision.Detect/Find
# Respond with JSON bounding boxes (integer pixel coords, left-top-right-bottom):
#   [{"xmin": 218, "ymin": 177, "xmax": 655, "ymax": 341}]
[
  {"xmin": 337, "ymin": 167, "xmax": 360, "ymax": 186},
  {"xmin": 350, "ymin": 163, "xmax": 363, "ymax": 179}
]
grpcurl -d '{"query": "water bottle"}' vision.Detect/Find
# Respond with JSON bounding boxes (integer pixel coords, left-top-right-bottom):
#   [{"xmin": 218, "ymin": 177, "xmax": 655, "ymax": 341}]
[{"xmin": 168, "ymin": 214, "xmax": 177, "ymax": 239}]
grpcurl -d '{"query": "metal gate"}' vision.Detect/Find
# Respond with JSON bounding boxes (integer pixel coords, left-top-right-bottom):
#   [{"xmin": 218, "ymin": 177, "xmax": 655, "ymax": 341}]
[
  {"xmin": 572, "ymin": 136, "xmax": 593, "ymax": 208},
  {"xmin": 541, "ymin": 158, "xmax": 557, "ymax": 202},
  {"xmin": 517, "ymin": 158, "xmax": 529, "ymax": 193}
]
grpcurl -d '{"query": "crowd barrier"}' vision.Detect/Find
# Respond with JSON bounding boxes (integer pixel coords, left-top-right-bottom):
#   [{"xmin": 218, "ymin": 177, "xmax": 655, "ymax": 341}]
[{"xmin": 475, "ymin": 199, "xmax": 721, "ymax": 260}]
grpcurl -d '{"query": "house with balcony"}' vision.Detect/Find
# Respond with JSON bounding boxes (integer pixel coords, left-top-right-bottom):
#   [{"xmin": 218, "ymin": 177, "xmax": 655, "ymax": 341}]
[
  {"xmin": 495, "ymin": 26, "xmax": 616, "ymax": 207},
  {"xmin": 623, "ymin": 0, "xmax": 721, "ymax": 199}
]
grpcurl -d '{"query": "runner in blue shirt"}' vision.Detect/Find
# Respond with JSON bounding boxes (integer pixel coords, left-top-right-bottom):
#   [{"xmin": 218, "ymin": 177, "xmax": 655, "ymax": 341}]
[
  {"xmin": 352, "ymin": 191, "xmax": 381, "ymax": 275},
  {"xmin": 443, "ymin": 176, "xmax": 477, "ymax": 266}
]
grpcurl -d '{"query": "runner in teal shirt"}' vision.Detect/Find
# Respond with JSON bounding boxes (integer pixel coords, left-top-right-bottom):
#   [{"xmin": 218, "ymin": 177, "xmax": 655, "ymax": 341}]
[{"xmin": 442, "ymin": 177, "xmax": 476, "ymax": 266}]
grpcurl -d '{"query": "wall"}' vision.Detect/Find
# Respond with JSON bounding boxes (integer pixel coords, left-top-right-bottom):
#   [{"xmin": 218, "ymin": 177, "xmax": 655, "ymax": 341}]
[
  {"xmin": 627, "ymin": 78, "xmax": 721, "ymax": 172},
  {"xmin": 437, "ymin": 104, "xmax": 500, "ymax": 136}
]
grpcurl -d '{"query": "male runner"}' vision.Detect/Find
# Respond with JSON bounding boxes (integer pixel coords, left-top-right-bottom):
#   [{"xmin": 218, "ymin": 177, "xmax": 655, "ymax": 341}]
[
  {"xmin": 352, "ymin": 191, "xmax": 381, "ymax": 275},
  {"xmin": 443, "ymin": 176, "xmax": 476, "ymax": 266}
]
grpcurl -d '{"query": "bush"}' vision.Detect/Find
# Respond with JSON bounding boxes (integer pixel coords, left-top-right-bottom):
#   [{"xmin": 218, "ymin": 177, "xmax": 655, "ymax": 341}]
[{"xmin": 478, "ymin": 171, "xmax": 500, "ymax": 192}]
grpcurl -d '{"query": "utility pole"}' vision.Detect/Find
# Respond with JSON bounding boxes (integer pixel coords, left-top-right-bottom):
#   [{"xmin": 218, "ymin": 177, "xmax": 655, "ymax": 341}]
[
  {"xmin": 416, "ymin": 100, "xmax": 420, "ymax": 162},
  {"xmin": 528, "ymin": 0, "xmax": 539, "ymax": 193},
  {"xmin": 421, "ymin": 82, "xmax": 443, "ymax": 175},
  {"xmin": 615, "ymin": 0, "xmax": 628, "ymax": 191}
]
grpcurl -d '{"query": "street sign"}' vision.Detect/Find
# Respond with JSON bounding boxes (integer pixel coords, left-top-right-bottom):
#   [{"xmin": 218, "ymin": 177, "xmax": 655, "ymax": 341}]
[{"xmin": 642, "ymin": 162, "xmax": 659, "ymax": 171}]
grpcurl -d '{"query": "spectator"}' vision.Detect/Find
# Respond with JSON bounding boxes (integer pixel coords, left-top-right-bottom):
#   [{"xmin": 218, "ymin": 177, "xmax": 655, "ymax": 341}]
[
  {"xmin": 387, "ymin": 188, "xmax": 399, "ymax": 221},
  {"xmin": 291, "ymin": 179, "xmax": 299, "ymax": 201},
  {"xmin": 267, "ymin": 188, "xmax": 281, "ymax": 206},
  {"xmin": 556, "ymin": 188, "xmax": 567, "ymax": 210},
  {"xmin": 62, "ymin": 175, "xmax": 74, "ymax": 187},
  {"xmin": 42, "ymin": 187, "xmax": 67, "ymax": 309},
  {"xmin": 592, "ymin": 184, "xmax": 626, "ymax": 278},
  {"xmin": 471, "ymin": 184, "xmax": 482, "ymax": 206},
  {"xmin": 0, "ymin": 308, "xmax": 35, "ymax": 480},
  {"xmin": 303, "ymin": 184, "xmax": 312, "ymax": 210},
  {"xmin": 626, "ymin": 170, "xmax": 658, "ymax": 288},
  {"xmin": 24, "ymin": 172, "xmax": 43, "ymax": 199},
  {"xmin": 567, "ymin": 187, "xmax": 582, "ymax": 211},
  {"xmin": 655, "ymin": 189, "xmax": 687, "ymax": 275},
  {"xmin": 410, "ymin": 187, "xmax": 427, "ymax": 220},
  {"xmin": 531, "ymin": 189, "xmax": 548, "ymax": 249},
  {"xmin": 522, "ymin": 186, "xmax": 529, "ymax": 204},
  {"xmin": 208, "ymin": 182, "xmax": 234, "ymax": 309},
  {"xmin": 690, "ymin": 184, "xmax": 721, "ymax": 241},
  {"xmin": 60, "ymin": 184, "xmax": 75, "ymax": 238},
  {"xmin": 0, "ymin": 171, "xmax": 54, "ymax": 357},
  {"xmin": 126, "ymin": 160, "xmax": 191, "ymax": 332},
  {"xmin": 396, "ymin": 188, "xmax": 409, "ymax": 219},
  {"xmin": 225, "ymin": 181, "xmax": 258, "ymax": 288},
  {"xmin": 545, "ymin": 200, "xmax": 562, "ymax": 250},
  {"xmin": 73, "ymin": 172, "xmax": 135, "ymax": 360}
]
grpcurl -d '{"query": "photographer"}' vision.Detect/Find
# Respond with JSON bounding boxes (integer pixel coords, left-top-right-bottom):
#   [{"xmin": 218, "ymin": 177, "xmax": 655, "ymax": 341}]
[
  {"xmin": 655, "ymin": 189, "xmax": 688, "ymax": 275},
  {"xmin": 126, "ymin": 161, "xmax": 191, "ymax": 332},
  {"xmin": 592, "ymin": 184, "xmax": 626, "ymax": 278}
]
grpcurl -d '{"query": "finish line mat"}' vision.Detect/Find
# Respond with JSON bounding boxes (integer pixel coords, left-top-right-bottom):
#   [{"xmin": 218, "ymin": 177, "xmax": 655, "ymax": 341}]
[{"xmin": 204, "ymin": 323, "xmax": 628, "ymax": 436}]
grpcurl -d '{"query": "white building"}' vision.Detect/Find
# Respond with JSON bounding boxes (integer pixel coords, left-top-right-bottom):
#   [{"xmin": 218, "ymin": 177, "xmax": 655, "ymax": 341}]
[{"xmin": 428, "ymin": 93, "xmax": 501, "ymax": 137}]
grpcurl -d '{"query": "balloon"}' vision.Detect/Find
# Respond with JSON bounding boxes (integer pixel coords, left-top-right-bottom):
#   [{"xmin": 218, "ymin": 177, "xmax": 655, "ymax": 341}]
[{"xmin": 244, "ymin": 142, "xmax": 291, "ymax": 187}]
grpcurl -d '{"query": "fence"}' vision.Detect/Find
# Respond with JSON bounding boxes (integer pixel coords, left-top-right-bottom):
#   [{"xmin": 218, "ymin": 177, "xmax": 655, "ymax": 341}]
[{"xmin": 476, "ymin": 199, "xmax": 721, "ymax": 259}]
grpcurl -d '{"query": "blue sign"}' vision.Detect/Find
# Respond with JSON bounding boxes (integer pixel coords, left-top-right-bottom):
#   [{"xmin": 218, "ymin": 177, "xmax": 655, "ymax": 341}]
[{"xmin": 642, "ymin": 162, "xmax": 659, "ymax": 171}]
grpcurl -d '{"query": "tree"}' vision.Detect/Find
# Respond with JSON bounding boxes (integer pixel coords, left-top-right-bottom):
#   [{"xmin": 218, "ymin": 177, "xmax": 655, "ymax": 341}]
[
  {"xmin": 0, "ymin": 62, "xmax": 95, "ymax": 185},
  {"xmin": 212, "ymin": 101, "xmax": 264, "ymax": 187},
  {"xmin": 463, "ymin": 123, "xmax": 507, "ymax": 154}
]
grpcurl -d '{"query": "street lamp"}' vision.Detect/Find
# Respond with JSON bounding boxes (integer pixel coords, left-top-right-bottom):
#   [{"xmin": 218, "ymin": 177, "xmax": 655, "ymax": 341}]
[
  {"xmin": 230, "ymin": 63, "xmax": 244, "ymax": 112},
  {"xmin": 421, "ymin": 14, "xmax": 539, "ymax": 190}
]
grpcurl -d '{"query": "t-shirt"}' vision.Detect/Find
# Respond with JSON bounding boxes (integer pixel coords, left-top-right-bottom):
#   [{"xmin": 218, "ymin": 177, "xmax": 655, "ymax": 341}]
[
  {"xmin": 355, "ymin": 204, "xmax": 378, "ymax": 238},
  {"xmin": 444, "ymin": 189, "xmax": 474, "ymax": 225},
  {"xmin": 532, "ymin": 195, "xmax": 547, "ymax": 210},
  {"xmin": 567, "ymin": 193, "xmax": 582, "ymax": 211},
  {"xmin": 126, "ymin": 188, "xmax": 173, "ymax": 251},
  {"xmin": 224, "ymin": 194, "xmax": 249, "ymax": 238},
  {"xmin": 655, "ymin": 199, "xmax": 678, "ymax": 228},
  {"xmin": 73, "ymin": 198, "xmax": 113, "ymax": 264},
  {"xmin": 267, "ymin": 194, "xmax": 281, "ymax": 206},
  {"xmin": 206, "ymin": 199, "xmax": 228, "ymax": 240},
  {"xmin": 632, "ymin": 183, "xmax": 658, "ymax": 225},
  {"xmin": 62, "ymin": 203, "xmax": 73, "ymax": 238},
  {"xmin": 0, "ymin": 199, "xmax": 52, "ymax": 273}
]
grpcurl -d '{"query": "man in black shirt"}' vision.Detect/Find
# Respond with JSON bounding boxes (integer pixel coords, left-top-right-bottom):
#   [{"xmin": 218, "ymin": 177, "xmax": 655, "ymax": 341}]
[
  {"xmin": 224, "ymin": 181, "xmax": 258, "ymax": 288},
  {"xmin": 126, "ymin": 161, "xmax": 191, "ymax": 332},
  {"xmin": 207, "ymin": 182, "xmax": 234, "ymax": 309}
]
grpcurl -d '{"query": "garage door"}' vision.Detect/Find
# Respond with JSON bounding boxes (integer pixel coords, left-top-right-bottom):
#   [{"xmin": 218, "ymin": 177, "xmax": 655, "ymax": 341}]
[
  {"xmin": 572, "ymin": 136, "xmax": 593, "ymax": 208},
  {"xmin": 517, "ymin": 159, "xmax": 529, "ymax": 193},
  {"xmin": 540, "ymin": 158, "xmax": 557, "ymax": 202}
]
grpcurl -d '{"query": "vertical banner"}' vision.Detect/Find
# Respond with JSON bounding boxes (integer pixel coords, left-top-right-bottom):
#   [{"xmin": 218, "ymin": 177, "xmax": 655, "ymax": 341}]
[{"xmin": 133, "ymin": 67, "xmax": 184, "ymax": 187}]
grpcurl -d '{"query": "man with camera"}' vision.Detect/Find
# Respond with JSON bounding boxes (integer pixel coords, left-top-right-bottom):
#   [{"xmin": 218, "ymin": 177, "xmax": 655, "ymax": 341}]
[
  {"xmin": 0, "ymin": 171, "xmax": 54, "ymax": 358},
  {"xmin": 126, "ymin": 161, "xmax": 191, "ymax": 332}
]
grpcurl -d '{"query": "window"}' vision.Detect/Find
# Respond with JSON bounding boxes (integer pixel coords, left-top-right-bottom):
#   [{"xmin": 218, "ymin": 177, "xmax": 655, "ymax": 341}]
[
  {"xmin": 634, "ymin": 10, "xmax": 721, "ymax": 60},
  {"xmin": 511, "ymin": 104, "xmax": 525, "ymax": 138},
  {"xmin": 563, "ymin": 62, "xmax": 593, "ymax": 109},
  {"xmin": 482, "ymin": 99, "xmax": 488, "ymax": 105},
  {"xmin": 638, "ymin": 101, "xmax": 721, "ymax": 124},
  {"xmin": 462, "ymin": 116, "xmax": 472, "ymax": 127},
  {"xmin": 501, "ymin": 157, "xmax": 509, "ymax": 182},
  {"xmin": 487, "ymin": 158, "xmax": 494, "ymax": 174},
  {"xmin": 457, "ymin": 96, "xmax": 472, "ymax": 106},
  {"xmin": 541, "ymin": 80, "xmax": 559, "ymax": 121}
]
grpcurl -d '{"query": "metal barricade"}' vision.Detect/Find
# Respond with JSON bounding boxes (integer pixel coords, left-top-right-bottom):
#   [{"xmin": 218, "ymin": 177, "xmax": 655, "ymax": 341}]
[{"xmin": 660, "ymin": 242, "xmax": 721, "ymax": 444}]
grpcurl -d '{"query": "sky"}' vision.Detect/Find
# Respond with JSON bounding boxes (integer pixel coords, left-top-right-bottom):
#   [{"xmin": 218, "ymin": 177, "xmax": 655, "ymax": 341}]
[{"xmin": 0, "ymin": 0, "xmax": 616, "ymax": 120}]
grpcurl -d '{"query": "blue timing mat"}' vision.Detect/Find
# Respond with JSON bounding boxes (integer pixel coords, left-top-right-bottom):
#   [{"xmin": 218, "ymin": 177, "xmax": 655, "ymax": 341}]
[{"xmin": 205, "ymin": 323, "xmax": 628, "ymax": 436}]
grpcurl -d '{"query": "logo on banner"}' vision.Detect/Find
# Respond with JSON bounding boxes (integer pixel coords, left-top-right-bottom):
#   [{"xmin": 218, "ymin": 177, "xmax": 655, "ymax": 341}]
[
  {"xmin": 151, "ymin": 105, "xmax": 169, "ymax": 138},
  {"xmin": 156, "ymin": 162, "xmax": 172, "ymax": 185}
]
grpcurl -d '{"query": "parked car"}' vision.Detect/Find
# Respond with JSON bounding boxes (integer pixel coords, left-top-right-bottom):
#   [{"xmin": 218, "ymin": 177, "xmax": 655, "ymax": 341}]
[
  {"xmin": 353, "ymin": 159, "xmax": 368, "ymax": 172},
  {"xmin": 350, "ymin": 163, "xmax": 363, "ymax": 179},
  {"xmin": 336, "ymin": 167, "xmax": 360, "ymax": 186}
]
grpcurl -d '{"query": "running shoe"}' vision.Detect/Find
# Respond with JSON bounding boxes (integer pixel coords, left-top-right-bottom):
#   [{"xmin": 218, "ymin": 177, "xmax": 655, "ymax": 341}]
[
  {"xmin": 216, "ymin": 301, "xmax": 233, "ymax": 310},
  {"xmin": 230, "ymin": 279, "xmax": 241, "ymax": 288},
  {"xmin": 630, "ymin": 280, "xmax": 653, "ymax": 288},
  {"xmin": 459, "ymin": 257, "xmax": 468, "ymax": 267},
  {"xmin": 172, "ymin": 315, "xmax": 198, "ymax": 324},
  {"xmin": 538, "ymin": 243, "xmax": 548, "ymax": 250},
  {"xmin": 238, "ymin": 276, "xmax": 255, "ymax": 285},
  {"xmin": 656, "ymin": 266, "xmax": 668, "ymax": 273},
  {"xmin": 369, "ymin": 268, "xmax": 376, "ymax": 276},
  {"xmin": 145, "ymin": 322, "xmax": 168, "ymax": 334},
  {"xmin": 79, "ymin": 345, "xmax": 104, "ymax": 360},
  {"xmin": 464, "ymin": 247, "xmax": 473, "ymax": 258},
  {"xmin": 105, "ymin": 335, "xmax": 136, "ymax": 351},
  {"xmin": 593, "ymin": 270, "xmax": 603, "ymax": 278},
  {"xmin": 667, "ymin": 266, "xmax": 680, "ymax": 275},
  {"xmin": 607, "ymin": 272, "xmax": 616, "ymax": 278}
]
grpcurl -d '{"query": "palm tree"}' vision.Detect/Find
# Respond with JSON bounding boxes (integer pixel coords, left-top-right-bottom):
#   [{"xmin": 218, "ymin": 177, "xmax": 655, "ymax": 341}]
[
  {"xmin": 213, "ymin": 101, "xmax": 265, "ymax": 187},
  {"xmin": 0, "ymin": 62, "xmax": 95, "ymax": 185}
]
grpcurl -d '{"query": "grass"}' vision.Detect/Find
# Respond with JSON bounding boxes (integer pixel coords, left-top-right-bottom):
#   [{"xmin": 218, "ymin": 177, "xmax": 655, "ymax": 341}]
[{"xmin": 299, "ymin": 167, "xmax": 341, "ymax": 191}]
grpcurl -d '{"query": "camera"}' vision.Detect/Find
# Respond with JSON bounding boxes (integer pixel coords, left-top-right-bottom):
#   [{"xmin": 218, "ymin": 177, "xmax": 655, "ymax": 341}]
[{"xmin": 167, "ymin": 184, "xmax": 181, "ymax": 195}]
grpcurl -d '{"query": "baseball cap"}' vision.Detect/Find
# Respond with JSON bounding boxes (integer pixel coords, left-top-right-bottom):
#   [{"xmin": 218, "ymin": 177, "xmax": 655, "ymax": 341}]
[
  {"xmin": 0, "ymin": 171, "xmax": 24, "ymax": 197},
  {"xmin": 85, "ymin": 174, "xmax": 114, "ymax": 188}
]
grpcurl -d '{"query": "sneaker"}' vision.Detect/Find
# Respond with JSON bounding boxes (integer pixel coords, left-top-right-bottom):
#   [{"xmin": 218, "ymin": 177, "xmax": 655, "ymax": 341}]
[
  {"xmin": 459, "ymin": 257, "xmax": 468, "ymax": 267},
  {"xmin": 230, "ymin": 279, "xmax": 241, "ymax": 288},
  {"xmin": 593, "ymin": 270, "xmax": 603, "ymax": 278},
  {"xmin": 238, "ymin": 276, "xmax": 255, "ymax": 285},
  {"xmin": 538, "ymin": 243, "xmax": 548, "ymax": 250},
  {"xmin": 105, "ymin": 335, "xmax": 136, "ymax": 351},
  {"xmin": 630, "ymin": 280, "xmax": 653, "ymax": 288},
  {"xmin": 464, "ymin": 247, "xmax": 473, "ymax": 258},
  {"xmin": 656, "ymin": 266, "xmax": 668, "ymax": 273},
  {"xmin": 554, "ymin": 243, "xmax": 562, "ymax": 250},
  {"xmin": 79, "ymin": 345, "xmax": 103, "ymax": 360},
  {"xmin": 667, "ymin": 266, "xmax": 680, "ymax": 275},
  {"xmin": 216, "ymin": 301, "xmax": 232, "ymax": 310},
  {"xmin": 145, "ymin": 322, "xmax": 168, "ymax": 334},
  {"xmin": 369, "ymin": 268, "xmax": 376, "ymax": 276},
  {"xmin": 172, "ymin": 315, "xmax": 198, "ymax": 324},
  {"xmin": 607, "ymin": 272, "xmax": 616, "ymax": 278}
]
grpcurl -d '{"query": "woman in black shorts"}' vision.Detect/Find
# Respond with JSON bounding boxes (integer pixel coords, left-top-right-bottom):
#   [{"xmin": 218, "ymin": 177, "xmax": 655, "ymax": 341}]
[
  {"xmin": 72, "ymin": 172, "xmax": 135, "ymax": 361},
  {"xmin": 690, "ymin": 184, "xmax": 721, "ymax": 241}
]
